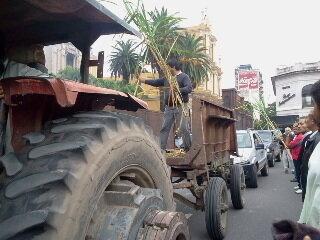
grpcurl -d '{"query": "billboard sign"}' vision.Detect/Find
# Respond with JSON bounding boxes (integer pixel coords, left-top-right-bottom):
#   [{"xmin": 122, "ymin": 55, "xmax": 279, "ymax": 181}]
[{"xmin": 237, "ymin": 70, "xmax": 259, "ymax": 90}]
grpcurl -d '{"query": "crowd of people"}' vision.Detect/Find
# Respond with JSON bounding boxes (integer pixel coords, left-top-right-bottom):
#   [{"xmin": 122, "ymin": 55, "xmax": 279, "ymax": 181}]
[{"xmin": 273, "ymin": 80, "xmax": 320, "ymax": 239}]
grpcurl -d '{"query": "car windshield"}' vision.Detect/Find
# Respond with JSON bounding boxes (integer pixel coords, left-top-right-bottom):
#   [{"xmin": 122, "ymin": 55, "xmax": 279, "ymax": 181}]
[
  {"xmin": 236, "ymin": 132, "xmax": 252, "ymax": 148},
  {"xmin": 257, "ymin": 131, "xmax": 272, "ymax": 143}
]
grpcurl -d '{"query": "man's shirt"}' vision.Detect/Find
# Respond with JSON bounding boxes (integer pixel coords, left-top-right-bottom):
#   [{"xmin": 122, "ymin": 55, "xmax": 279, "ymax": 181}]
[
  {"xmin": 288, "ymin": 133, "xmax": 304, "ymax": 160},
  {"xmin": 145, "ymin": 72, "xmax": 192, "ymax": 106}
]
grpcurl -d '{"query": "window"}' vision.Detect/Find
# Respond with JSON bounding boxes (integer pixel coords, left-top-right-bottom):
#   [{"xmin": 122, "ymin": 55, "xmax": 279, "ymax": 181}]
[
  {"xmin": 302, "ymin": 84, "xmax": 314, "ymax": 108},
  {"xmin": 236, "ymin": 132, "xmax": 252, "ymax": 148},
  {"xmin": 253, "ymin": 133, "xmax": 262, "ymax": 146},
  {"xmin": 257, "ymin": 131, "xmax": 272, "ymax": 143},
  {"xmin": 66, "ymin": 52, "xmax": 75, "ymax": 67}
]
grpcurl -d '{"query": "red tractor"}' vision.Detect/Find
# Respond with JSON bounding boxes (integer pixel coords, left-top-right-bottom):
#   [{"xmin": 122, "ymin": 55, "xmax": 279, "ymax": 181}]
[
  {"xmin": 0, "ymin": 1, "xmax": 245, "ymax": 240},
  {"xmin": 0, "ymin": 1, "xmax": 190, "ymax": 239}
]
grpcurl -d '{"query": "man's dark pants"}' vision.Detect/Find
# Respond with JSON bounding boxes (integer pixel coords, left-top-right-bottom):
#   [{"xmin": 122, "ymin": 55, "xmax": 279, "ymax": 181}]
[
  {"xmin": 160, "ymin": 105, "xmax": 191, "ymax": 150},
  {"xmin": 293, "ymin": 159, "xmax": 302, "ymax": 188}
]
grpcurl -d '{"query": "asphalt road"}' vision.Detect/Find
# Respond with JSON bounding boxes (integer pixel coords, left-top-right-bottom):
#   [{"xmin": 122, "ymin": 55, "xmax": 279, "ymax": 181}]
[{"xmin": 176, "ymin": 162, "xmax": 303, "ymax": 240}]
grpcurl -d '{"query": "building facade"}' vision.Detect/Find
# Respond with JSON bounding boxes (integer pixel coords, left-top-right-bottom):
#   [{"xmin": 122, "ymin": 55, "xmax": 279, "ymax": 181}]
[
  {"xmin": 184, "ymin": 18, "xmax": 222, "ymax": 97},
  {"xmin": 235, "ymin": 64, "xmax": 264, "ymax": 103},
  {"xmin": 271, "ymin": 61, "xmax": 320, "ymax": 121},
  {"xmin": 44, "ymin": 43, "xmax": 82, "ymax": 74}
]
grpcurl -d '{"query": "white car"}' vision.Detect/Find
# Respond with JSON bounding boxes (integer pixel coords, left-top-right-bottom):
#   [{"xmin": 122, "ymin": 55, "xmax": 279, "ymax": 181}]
[{"xmin": 233, "ymin": 130, "xmax": 269, "ymax": 188}]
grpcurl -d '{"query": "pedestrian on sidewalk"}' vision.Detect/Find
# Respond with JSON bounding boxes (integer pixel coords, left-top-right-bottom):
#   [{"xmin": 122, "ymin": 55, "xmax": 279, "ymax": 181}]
[
  {"xmin": 281, "ymin": 127, "xmax": 295, "ymax": 174},
  {"xmin": 294, "ymin": 118, "xmax": 313, "ymax": 194},
  {"xmin": 300, "ymin": 111, "xmax": 320, "ymax": 200},
  {"xmin": 299, "ymin": 80, "xmax": 320, "ymax": 229},
  {"xmin": 285, "ymin": 121, "xmax": 305, "ymax": 187}
]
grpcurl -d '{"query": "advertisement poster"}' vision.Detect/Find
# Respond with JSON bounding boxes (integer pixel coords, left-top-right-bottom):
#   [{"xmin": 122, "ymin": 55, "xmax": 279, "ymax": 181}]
[{"xmin": 238, "ymin": 71, "xmax": 259, "ymax": 90}]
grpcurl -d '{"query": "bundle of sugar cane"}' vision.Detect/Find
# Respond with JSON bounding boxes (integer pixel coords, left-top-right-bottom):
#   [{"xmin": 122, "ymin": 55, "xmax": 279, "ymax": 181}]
[
  {"xmin": 244, "ymin": 99, "xmax": 285, "ymax": 145},
  {"xmin": 124, "ymin": 0, "xmax": 188, "ymax": 116},
  {"xmin": 165, "ymin": 149, "xmax": 186, "ymax": 158}
]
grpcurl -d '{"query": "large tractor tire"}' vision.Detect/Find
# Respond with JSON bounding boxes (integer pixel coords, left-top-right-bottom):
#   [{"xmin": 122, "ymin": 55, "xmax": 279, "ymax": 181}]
[
  {"xmin": 230, "ymin": 164, "xmax": 246, "ymax": 209},
  {"xmin": 205, "ymin": 177, "xmax": 229, "ymax": 240},
  {"xmin": 0, "ymin": 111, "xmax": 177, "ymax": 240}
]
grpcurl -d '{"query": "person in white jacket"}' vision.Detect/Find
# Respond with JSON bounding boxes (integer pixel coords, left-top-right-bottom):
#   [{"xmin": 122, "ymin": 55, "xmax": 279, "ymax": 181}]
[{"xmin": 299, "ymin": 80, "xmax": 320, "ymax": 228}]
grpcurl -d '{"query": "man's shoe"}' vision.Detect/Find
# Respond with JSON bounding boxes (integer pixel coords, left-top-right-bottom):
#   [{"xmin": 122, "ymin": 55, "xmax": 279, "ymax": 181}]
[
  {"xmin": 284, "ymin": 168, "xmax": 289, "ymax": 174},
  {"xmin": 294, "ymin": 186, "xmax": 300, "ymax": 190},
  {"xmin": 295, "ymin": 189, "xmax": 302, "ymax": 194},
  {"xmin": 290, "ymin": 178, "xmax": 297, "ymax": 182}
]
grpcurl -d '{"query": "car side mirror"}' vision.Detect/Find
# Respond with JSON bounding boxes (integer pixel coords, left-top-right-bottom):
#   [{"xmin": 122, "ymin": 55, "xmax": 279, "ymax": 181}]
[{"xmin": 255, "ymin": 143, "xmax": 265, "ymax": 150}]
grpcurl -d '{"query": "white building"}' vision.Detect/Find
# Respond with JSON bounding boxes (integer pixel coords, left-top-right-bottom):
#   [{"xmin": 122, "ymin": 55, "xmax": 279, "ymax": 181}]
[
  {"xmin": 271, "ymin": 62, "xmax": 320, "ymax": 121},
  {"xmin": 44, "ymin": 43, "xmax": 82, "ymax": 74}
]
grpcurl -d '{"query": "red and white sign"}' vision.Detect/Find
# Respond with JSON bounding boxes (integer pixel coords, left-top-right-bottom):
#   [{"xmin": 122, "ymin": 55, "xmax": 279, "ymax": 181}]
[{"xmin": 237, "ymin": 71, "xmax": 259, "ymax": 90}]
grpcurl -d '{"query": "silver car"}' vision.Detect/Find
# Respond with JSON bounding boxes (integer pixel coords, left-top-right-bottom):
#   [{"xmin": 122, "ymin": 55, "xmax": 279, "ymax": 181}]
[{"xmin": 233, "ymin": 130, "xmax": 269, "ymax": 188}]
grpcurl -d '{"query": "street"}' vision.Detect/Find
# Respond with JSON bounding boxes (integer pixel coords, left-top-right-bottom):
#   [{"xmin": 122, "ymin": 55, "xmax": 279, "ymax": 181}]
[{"xmin": 176, "ymin": 163, "xmax": 303, "ymax": 240}]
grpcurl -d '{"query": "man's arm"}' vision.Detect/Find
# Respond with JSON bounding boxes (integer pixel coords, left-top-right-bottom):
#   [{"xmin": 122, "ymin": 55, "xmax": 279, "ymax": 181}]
[
  {"xmin": 143, "ymin": 78, "xmax": 165, "ymax": 87},
  {"xmin": 179, "ymin": 75, "xmax": 192, "ymax": 94}
]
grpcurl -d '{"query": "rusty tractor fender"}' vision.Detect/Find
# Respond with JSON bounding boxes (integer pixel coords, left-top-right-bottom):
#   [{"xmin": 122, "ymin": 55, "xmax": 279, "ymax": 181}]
[{"xmin": 0, "ymin": 77, "xmax": 148, "ymax": 151}]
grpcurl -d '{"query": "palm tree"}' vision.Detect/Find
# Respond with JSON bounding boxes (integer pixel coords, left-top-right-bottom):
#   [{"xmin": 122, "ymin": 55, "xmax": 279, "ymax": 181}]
[
  {"xmin": 144, "ymin": 7, "xmax": 182, "ymax": 75},
  {"xmin": 176, "ymin": 33, "xmax": 214, "ymax": 87},
  {"xmin": 109, "ymin": 40, "xmax": 140, "ymax": 84}
]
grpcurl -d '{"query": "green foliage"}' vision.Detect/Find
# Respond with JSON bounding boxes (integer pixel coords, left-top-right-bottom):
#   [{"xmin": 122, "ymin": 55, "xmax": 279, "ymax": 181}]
[
  {"xmin": 125, "ymin": 3, "xmax": 213, "ymax": 87},
  {"xmin": 176, "ymin": 33, "xmax": 214, "ymax": 86},
  {"xmin": 93, "ymin": 78, "xmax": 142, "ymax": 95},
  {"xmin": 242, "ymin": 99, "xmax": 277, "ymax": 130},
  {"xmin": 146, "ymin": 7, "xmax": 182, "ymax": 63},
  {"xmin": 124, "ymin": 1, "xmax": 186, "ymax": 110},
  {"xmin": 57, "ymin": 67, "xmax": 141, "ymax": 95},
  {"xmin": 57, "ymin": 66, "xmax": 96, "ymax": 83},
  {"xmin": 109, "ymin": 40, "xmax": 141, "ymax": 84}
]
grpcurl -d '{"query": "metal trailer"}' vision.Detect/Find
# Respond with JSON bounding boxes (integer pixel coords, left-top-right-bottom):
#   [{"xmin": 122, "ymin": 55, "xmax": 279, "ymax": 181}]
[
  {"xmin": 222, "ymin": 88, "xmax": 254, "ymax": 130},
  {"xmin": 123, "ymin": 94, "xmax": 246, "ymax": 240},
  {"xmin": 0, "ymin": 1, "xmax": 190, "ymax": 240}
]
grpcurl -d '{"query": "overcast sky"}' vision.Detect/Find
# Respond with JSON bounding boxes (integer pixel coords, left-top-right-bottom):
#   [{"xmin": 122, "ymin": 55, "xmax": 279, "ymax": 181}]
[{"xmin": 92, "ymin": 0, "xmax": 320, "ymax": 103}]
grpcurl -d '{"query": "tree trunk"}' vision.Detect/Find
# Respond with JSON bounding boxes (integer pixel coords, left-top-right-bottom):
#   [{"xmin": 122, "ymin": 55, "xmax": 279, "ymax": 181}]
[{"xmin": 122, "ymin": 68, "xmax": 130, "ymax": 85}]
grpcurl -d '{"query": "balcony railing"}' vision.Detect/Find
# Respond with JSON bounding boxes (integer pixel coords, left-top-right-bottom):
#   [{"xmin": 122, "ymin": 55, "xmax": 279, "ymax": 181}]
[{"xmin": 276, "ymin": 61, "xmax": 320, "ymax": 75}]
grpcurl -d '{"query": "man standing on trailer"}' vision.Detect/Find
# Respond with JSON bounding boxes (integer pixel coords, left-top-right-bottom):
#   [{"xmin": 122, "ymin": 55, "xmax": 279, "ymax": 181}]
[{"xmin": 140, "ymin": 58, "xmax": 192, "ymax": 151}]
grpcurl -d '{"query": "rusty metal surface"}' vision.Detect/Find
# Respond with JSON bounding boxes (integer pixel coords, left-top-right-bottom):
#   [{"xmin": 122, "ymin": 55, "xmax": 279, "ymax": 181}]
[
  {"xmin": 1, "ymin": 76, "xmax": 148, "ymax": 151},
  {"xmin": 222, "ymin": 88, "xmax": 253, "ymax": 130},
  {"xmin": 1, "ymin": 77, "xmax": 147, "ymax": 109},
  {"xmin": 167, "ymin": 94, "xmax": 237, "ymax": 169},
  {"xmin": 116, "ymin": 109, "xmax": 175, "ymax": 149},
  {"xmin": 121, "ymin": 94, "xmax": 237, "ymax": 170}
]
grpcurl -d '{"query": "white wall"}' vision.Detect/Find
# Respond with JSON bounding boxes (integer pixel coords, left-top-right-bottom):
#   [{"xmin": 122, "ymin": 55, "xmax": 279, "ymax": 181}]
[
  {"xmin": 44, "ymin": 43, "xmax": 81, "ymax": 74},
  {"xmin": 274, "ymin": 71, "xmax": 320, "ymax": 117}
]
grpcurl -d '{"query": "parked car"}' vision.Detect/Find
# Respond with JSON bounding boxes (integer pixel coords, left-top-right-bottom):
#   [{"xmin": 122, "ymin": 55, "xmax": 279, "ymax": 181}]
[
  {"xmin": 233, "ymin": 130, "xmax": 269, "ymax": 188},
  {"xmin": 257, "ymin": 130, "xmax": 282, "ymax": 167}
]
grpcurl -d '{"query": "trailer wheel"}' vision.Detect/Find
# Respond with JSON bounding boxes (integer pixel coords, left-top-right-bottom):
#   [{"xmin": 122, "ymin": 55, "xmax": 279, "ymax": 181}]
[
  {"xmin": 261, "ymin": 162, "xmax": 269, "ymax": 177},
  {"xmin": 230, "ymin": 164, "xmax": 246, "ymax": 209},
  {"xmin": 247, "ymin": 165, "xmax": 258, "ymax": 188},
  {"xmin": 205, "ymin": 177, "xmax": 228, "ymax": 240},
  {"xmin": 0, "ymin": 111, "xmax": 175, "ymax": 240}
]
